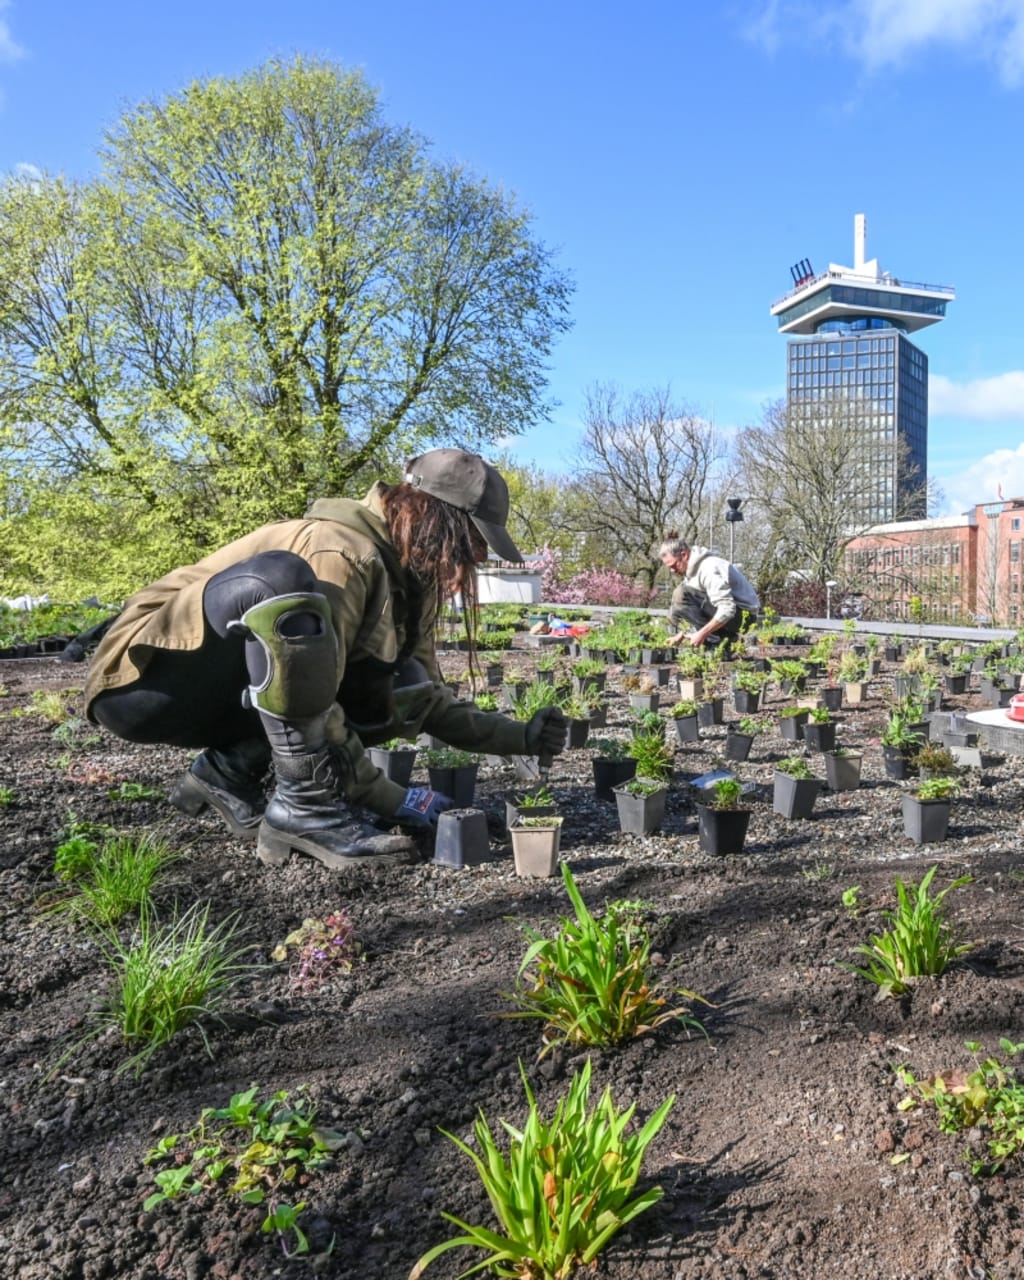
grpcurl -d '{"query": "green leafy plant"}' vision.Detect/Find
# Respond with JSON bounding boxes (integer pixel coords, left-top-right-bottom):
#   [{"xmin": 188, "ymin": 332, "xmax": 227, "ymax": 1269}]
[
  {"xmin": 422, "ymin": 747, "xmax": 478, "ymax": 768},
  {"xmin": 733, "ymin": 667, "xmax": 767, "ymax": 694},
  {"xmin": 619, "ymin": 777, "xmax": 665, "ymax": 797},
  {"xmin": 589, "ymin": 737, "xmax": 630, "ymax": 761},
  {"xmin": 514, "ymin": 786, "xmax": 556, "ymax": 808},
  {"xmin": 881, "ymin": 702, "xmax": 926, "ymax": 749},
  {"xmin": 144, "ymin": 1084, "xmax": 342, "ymax": 1253},
  {"xmin": 502, "ymin": 862, "xmax": 706, "ymax": 1056},
  {"xmin": 412, "ymin": 1058, "xmax": 673, "ymax": 1280},
  {"xmin": 736, "ymin": 715, "xmax": 770, "ymax": 735},
  {"xmin": 573, "ymin": 658, "xmax": 606, "ymax": 678},
  {"xmin": 776, "ymin": 754, "xmax": 813, "ymax": 779},
  {"xmin": 707, "ymin": 778, "xmax": 744, "ymax": 810},
  {"xmin": 271, "ymin": 911, "xmax": 360, "ymax": 992},
  {"xmin": 897, "ymin": 1039, "xmax": 1024, "ymax": 1175},
  {"xmin": 808, "ymin": 706, "xmax": 831, "ymax": 724},
  {"xmin": 837, "ymin": 651, "xmax": 867, "ymax": 683},
  {"xmin": 668, "ymin": 699, "xmax": 698, "ymax": 718},
  {"xmin": 841, "ymin": 885, "xmax": 862, "ymax": 917},
  {"xmin": 474, "ymin": 692, "xmax": 500, "ymax": 712},
  {"xmin": 777, "ymin": 705, "xmax": 807, "ymax": 720},
  {"xmin": 914, "ymin": 776, "xmax": 958, "ymax": 801},
  {"xmin": 0, "ymin": 785, "xmax": 15, "ymax": 807},
  {"xmin": 842, "ymin": 866, "xmax": 973, "ymax": 997}
]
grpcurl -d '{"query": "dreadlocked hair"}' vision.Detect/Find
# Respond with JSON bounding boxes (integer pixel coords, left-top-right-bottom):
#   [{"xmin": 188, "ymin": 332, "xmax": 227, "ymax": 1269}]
[{"xmin": 380, "ymin": 483, "xmax": 484, "ymax": 663}]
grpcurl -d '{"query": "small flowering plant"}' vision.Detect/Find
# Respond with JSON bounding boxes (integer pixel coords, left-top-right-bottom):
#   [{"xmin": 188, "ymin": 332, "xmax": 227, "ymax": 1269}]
[{"xmin": 272, "ymin": 911, "xmax": 361, "ymax": 993}]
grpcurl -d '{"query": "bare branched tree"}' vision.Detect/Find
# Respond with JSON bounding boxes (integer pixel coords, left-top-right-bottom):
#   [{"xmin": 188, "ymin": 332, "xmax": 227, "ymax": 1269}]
[
  {"xmin": 734, "ymin": 397, "xmax": 933, "ymax": 593},
  {"xmin": 565, "ymin": 384, "xmax": 719, "ymax": 586}
]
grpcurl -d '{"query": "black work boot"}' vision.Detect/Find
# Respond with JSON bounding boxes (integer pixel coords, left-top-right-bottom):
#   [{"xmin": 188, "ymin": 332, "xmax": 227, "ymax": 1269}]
[
  {"xmin": 169, "ymin": 739, "xmax": 271, "ymax": 838},
  {"xmin": 235, "ymin": 590, "xmax": 415, "ymax": 871},
  {"xmin": 257, "ymin": 740, "xmax": 416, "ymax": 870}
]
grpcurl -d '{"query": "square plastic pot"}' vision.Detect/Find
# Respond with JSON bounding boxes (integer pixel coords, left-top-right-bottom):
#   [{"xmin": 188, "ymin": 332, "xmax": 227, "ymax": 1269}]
[
  {"xmin": 723, "ymin": 731, "xmax": 753, "ymax": 762},
  {"xmin": 426, "ymin": 763, "xmax": 479, "ymax": 807},
  {"xmin": 672, "ymin": 714, "xmax": 700, "ymax": 744},
  {"xmin": 613, "ymin": 779, "xmax": 668, "ymax": 834},
  {"xmin": 901, "ymin": 795, "xmax": 951, "ymax": 844},
  {"xmin": 698, "ymin": 697, "xmax": 724, "ymax": 727},
  {"xmin": 696, "ymin": 804, "xmax": 751, "ymax": 855},
  {"xmin": 803, "ymin": 722, "xmax": 836, "ymax": 753},
  {"xmin": 510, "ymin": 821, "xmax": 562, "ymax": 877},
  {"xmin": 772, "ymin": 773, "xmax": 822, "ymax": 820},
  {"xmin": 779, "ymin": 711, "xmax": 808, "ymax": 742},
  {"xmin": 367, "ymin": 746, "xmax": 417, "ymax": 788},
  {"xmin": 592, "ymin": 757, "xmax": 637, "ymax": 801},
  {"xmin": 433, "ymin": 808, "xmax": 491, "ymax": 868},
  {"xmin": 823, "ymin": 751, "xmax": 862, "ymax": 792}
]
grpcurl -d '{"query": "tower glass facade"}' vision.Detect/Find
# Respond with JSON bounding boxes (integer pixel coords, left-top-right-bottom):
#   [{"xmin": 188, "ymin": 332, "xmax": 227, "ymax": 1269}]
[{"xmin": 786, "ymin": 325, "xmax": 927, "ymax": 525}]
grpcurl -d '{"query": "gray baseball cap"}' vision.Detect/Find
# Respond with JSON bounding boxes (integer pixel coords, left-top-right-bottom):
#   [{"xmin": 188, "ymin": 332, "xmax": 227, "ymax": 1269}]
[{"xmin": 404, "ymin": 449, "xmax": 523, "ymax": 563}]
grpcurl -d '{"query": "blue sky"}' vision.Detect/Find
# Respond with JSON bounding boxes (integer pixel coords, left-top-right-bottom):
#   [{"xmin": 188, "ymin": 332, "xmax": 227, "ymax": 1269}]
[{"xmin": 2, "ymin": 0, "xmax": 1024, "ymax": 516}]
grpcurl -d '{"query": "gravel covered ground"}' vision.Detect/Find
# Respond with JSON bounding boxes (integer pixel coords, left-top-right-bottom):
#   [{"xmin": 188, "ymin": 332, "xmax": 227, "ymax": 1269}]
[{"xmin": 1, "ymin": 637, "xmax": 1023, "ymax": 1280}]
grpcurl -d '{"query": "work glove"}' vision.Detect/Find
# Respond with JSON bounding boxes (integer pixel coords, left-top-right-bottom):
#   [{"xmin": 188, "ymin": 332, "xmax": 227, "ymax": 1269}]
[
  {"xmin": 395, "ymin": 786, "xmax": 453, "ymax": 830},
  {"xmin": 524, "ymin": 706, "xmax": 568, "ymax": 757}
]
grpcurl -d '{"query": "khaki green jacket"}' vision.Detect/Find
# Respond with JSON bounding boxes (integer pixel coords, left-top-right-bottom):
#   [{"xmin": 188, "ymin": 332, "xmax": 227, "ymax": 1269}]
[{"xmin": 84, "ymin": 485, "xmax": 528, "ymax": 814}]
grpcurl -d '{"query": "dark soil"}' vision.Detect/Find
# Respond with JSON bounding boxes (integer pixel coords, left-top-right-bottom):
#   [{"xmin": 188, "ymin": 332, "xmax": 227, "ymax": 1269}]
[{"xmin": 1, "ymin": 643, "xmax": 1023, "ymax": 1280}]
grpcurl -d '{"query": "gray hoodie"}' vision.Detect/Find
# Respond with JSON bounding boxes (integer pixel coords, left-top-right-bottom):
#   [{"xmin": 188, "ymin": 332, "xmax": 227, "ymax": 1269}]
[{"xmin": 673, "ymin": 546, "xmax": 760, "ymax": 625}]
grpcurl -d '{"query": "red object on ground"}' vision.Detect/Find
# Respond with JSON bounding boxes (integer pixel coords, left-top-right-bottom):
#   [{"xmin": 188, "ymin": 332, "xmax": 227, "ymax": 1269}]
[{"xmin": 1007, "ymin": 693, "xmax": 1024, "ymax": 722}]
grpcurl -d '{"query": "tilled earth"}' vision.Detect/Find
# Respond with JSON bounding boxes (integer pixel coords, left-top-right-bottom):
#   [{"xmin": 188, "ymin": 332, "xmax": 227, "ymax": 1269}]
[{"xmin": 1, "ymin": 641, "xmax": 1023, "ymax": 1280}]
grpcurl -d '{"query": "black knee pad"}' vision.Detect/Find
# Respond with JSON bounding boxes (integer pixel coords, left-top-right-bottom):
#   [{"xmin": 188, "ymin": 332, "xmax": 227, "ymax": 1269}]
[{"xmin": 204, "ymin": 551, "xmax": 319, "ymax": 638}]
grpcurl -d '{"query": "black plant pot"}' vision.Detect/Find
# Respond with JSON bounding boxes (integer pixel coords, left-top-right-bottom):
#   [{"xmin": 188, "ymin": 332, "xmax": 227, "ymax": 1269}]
[
  {"xmin": 884, "ymin": 646, "xmax": 900, "ymax": 663},
  {"xmin": 881, "ymin": 745, "xmax": 914, "ymax": 780},
  {"xmin": 820, "ymin": 686, "xmax": 843, "ymax": 712},
  {"xmin": 427, "ymin": 763, "xmax": 479, "ymax": 807},
  {"xmin": 772, "ymin": 773, "xmax": 822, "ymax": 820},
  {"xmin": 779, "ymin": 711, "xmax": 808, "ymax": 742},
  {"xmin": 613, "ymin": 781, "xmax": 668, "ymax": 834},
  {"xmin": 824, "ymin": 751, "xmax": 862, "ymax": 791},
  {"xmin": 630, "ymin": 693, "xmax": 660, "ymax": 714},
  {"xmin": 573, "ymin": 673, "xmax": 607, "ymax": 697},
  {"xmin": 367, "ymin": 746, "xmax": 417, "ymax": 788},
  {"xmin": 697, "ymin": 697, "xmax": 724, "ymax": 727},
  {"xmin": 901, "ymin": 795, "xmax": 951, "ymax": 844},
  {"xmin": 672, "ymin": 714, "xmax": 700, "ymax": 744},
  {"xmin": 803, "ymin": 722, "xmax": 836, "ymax": 753},
  {"xmin": 696, "ymin": 804, "xmax": 751, "ymax": 856},
  {"xmin": 567, "ymin": 717, "xmax": 591, "ymax": 750},
  {"xmin": 592, "ymin": 757, "xmax": 637, "ymax": 801},
  {"xmin": 944, "ymin": 673, "xmax": 968, "ymax": 695},
  {"xmin": 433, "ymin": 808, "xmax": 491, "ymax": 868},
  {"xmin": 733, "ymin": 689, "xmax": 761, "ymax": 714},
  {"xmin": 723, "ymin": 731, "xmax": 753, "ymax": 762}
]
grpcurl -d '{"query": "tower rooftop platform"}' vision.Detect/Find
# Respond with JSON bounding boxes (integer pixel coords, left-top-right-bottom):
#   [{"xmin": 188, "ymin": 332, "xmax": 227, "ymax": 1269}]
[
  {"xmin": 770, "ymin": 214, "xmax": 955, "ymax": 335},
  {"xmin": 770, "ymin": 269, "xmax": 955, "ymax": 335}
]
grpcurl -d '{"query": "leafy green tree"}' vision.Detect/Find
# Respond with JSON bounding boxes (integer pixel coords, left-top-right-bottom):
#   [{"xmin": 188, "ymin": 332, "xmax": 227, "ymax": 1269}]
[{"xmin": 0, "ymin": 57, "xmax": 571, "ymax": 598}]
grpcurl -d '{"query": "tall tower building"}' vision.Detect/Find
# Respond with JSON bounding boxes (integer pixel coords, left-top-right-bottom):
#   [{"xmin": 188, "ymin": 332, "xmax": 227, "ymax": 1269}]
[{"xmin": 770, "ymin": 215, "xmax": 954, "ymax": 524}]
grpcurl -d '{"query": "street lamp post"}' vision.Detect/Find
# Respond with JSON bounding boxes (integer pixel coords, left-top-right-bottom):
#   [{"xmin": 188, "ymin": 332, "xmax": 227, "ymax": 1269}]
[
  {"xmin": 825, "ymin": 579, "xmax": 838, "ymax": 620},
  {"xmin": 725, "ymin": 498, "xmax": 744, "ymax": 561}
]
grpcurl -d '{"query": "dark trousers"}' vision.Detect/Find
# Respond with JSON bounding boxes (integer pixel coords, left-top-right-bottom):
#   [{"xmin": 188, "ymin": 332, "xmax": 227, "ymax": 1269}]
[
  {"xmin": 671, "ymin": 589, "xmax": 747, "ymax": 645},
  {"xmin": 90, "ymin": 551, "xmax": 318, "ymax": 749}
]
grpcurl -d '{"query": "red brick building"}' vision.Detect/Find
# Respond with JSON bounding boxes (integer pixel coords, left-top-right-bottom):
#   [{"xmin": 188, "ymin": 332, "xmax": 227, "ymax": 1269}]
[{"xmin": 843, "ymin": 497, "xmax": 1024, "ymax": 625}]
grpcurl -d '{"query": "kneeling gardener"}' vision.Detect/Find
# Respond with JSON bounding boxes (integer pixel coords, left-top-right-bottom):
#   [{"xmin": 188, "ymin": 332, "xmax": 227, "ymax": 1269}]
[{"xmin": 85, "ymin": 449, "xmax": 567, "ymax": 870}]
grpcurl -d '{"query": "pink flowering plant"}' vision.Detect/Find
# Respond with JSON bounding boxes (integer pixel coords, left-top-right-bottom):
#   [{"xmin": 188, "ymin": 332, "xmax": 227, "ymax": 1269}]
[
  {"xmin": 272, "ymin": 910, "xmax": 360, "ymax": 993},
  {"xmin": 536, "ymin": 546, "xmax": 656, "ymax": 607}
]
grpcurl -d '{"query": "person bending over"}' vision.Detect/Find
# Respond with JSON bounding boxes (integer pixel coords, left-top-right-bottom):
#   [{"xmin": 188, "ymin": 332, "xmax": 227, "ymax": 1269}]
[
  {"xmin": 85, "ymin": 449, "xmax": 566, "ymax": 871},
  {"xmin": 659, "ymin": 531, "xmax": 760, "ymax": 650}
]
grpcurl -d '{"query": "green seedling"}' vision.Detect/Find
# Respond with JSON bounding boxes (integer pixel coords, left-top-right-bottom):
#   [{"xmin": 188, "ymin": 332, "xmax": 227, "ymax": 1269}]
[
  {"xmin": 776, "ymin": 755, "xmax": 814, "ymax": 779},
  {"xmin": 52, "ymin": 716, "xmax": 102, "ymax": 751},
  {"xmin": 145, "ymin": 1085, "xmax": 342, "ymax": 1251},
  {"xmin": 841, "ymin": 885, "xmax": 862, "ymax": 916},
  {"xmin": 502, "ymin": 862, "xmax": 707, "ymax": 1055},
  {"xmin": 109, "ymin": 781, "xmax": 162, "ymax": 801},
  {"xmin": 30, "ymin": 688, "xmax": 78, "ymax": 724},
  {"xmin": 514, "ymin": 786, "xmax": 555, "ymax": 808},
  {"xmin": 0, "ymin": 785, "xmax": 15, "ymax": 807},
  {"xmin": 707, "ymin": 778, "xmax": 744, "ymax": 810},
  {"xmin": 626, "ymin": 729, "xmax": 672, "ymax": 782},
  {"xmin": 898, "ymin": 1039, "xmax": 1024, "ymax": 1174},
  {"xmin": 589, "ymin": 738, "xmax": 630, "ymax": 761},
  {"xmin": 802, "ymin": 861, "xmax": 834, "ymax": 882},
  {"xmin": 412, "ymin": 1059, "xmax": 673, "ymax": 1280},
  {"xmin": 841, "ymin": 865, "xmax": 972, "ymax": 997}
]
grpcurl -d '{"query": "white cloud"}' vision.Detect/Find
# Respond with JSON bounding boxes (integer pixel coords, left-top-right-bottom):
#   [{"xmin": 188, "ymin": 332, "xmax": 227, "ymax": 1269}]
[
  {"xmin": 744, "ymin": 0, "xmax": 1024, "ymax": 86},
  {"xmin": 0, "ymin": 1, "xmax": 24, "ymax": 65},
  {"xmin": 930, "ymin": 371, "xmax": 1024, "ymax": 419},
  {"xmin": 934, "ymin": 441, "xmax": 1024, "ymax": 513}
]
